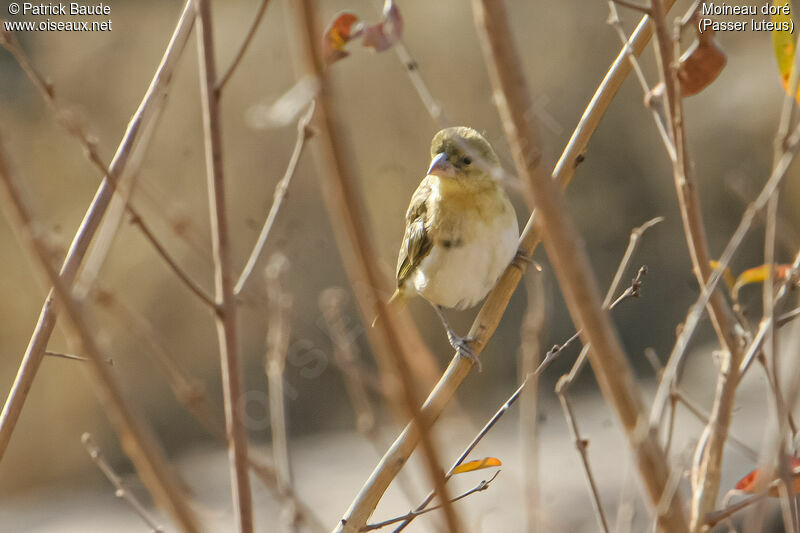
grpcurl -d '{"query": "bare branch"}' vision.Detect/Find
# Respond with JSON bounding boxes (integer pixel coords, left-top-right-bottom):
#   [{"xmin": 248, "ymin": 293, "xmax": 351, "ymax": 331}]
[
  {"xmin": 363, "ymin": 472, "xmax": 501, "ymax": 532},
  {"xmin": 0, "ymin": 132, "xmax": 199, "ymax": 531},
  {"xmin": 287, "ymin": 3, "xmax": 459, "ymax": 532},
  {"xmin": 82, "ymin": 433, "xmax": 164, "ymax": 533},
  {"xmin": 0, "ymin": 0, "xmax": 197, "ymax": 461},
  {"xmin": 195, "ymin": 0, "xmax": 253, "ymax": 529},
  {"xmin": 0, "ymin": 19, "xmax": 215, "ymax": 309},
  {"xmin": 216, "ymin": 0, "xmax": 273, "ymax": 92},
  {"xmin": 235, "ymin": 101, "xmax": 316, "ymax": 295},
  {"xmin": 264, "ymin": 253, "xmax": 302, "ymax": 532},
  {"xmin": 331, "ymin": 3, "xmax": 678, "ymax": 528}
]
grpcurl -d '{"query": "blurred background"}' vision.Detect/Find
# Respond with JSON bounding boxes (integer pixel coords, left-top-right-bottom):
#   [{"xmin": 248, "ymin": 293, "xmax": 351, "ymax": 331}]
[{"xmin": 0, "ymin": 0, "xmax": 798, "ymax": 531}]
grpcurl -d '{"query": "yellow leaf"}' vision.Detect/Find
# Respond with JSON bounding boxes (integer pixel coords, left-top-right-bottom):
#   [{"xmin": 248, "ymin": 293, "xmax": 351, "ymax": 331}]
[
  {"xmin": 733, "ymin": 263, "xmax": 792, "ymax": 300},
  {"xmin": 710, "ymin": 260, "xmax": 736, "ymax": 291},
  {"xmin": 771, "ymin": 1, "xmax": 800, "ymax": 103},
  {"xmin": 452, "ymin": 457, "xmax": 502, "ymax": 475}
]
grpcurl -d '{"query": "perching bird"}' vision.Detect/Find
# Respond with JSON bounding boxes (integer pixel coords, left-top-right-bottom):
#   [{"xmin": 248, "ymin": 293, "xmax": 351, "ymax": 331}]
[{"xmin": 388, "ymin": 127, "xmax": 519, "ymax": 369}]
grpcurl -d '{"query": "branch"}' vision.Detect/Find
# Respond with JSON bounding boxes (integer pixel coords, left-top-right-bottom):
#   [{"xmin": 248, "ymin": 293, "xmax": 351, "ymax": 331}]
[
  {"xmin": 82, "ymin": 433, "xmax": 164, "ymax": 533},
  {"xmin": 195, "ymin": 1, "xmax": 253, "ymax": 530},
  {"xmin": 91, "ymin": 285, "xmax": 327, "ymax": 532},
  {"xmin": 288, "ymin": 0, "xmax": 442, "ymax": 406},
  {"xmin": 0, "ymin": 0, "xmax": 197, "ymax": 462},
  {"xmin": 264, "ymin": 253, "xmax": 301, "ymax": 532},
  {"xmin": 287, "ymin": 4, "xmax": 460, "ymax": 532},
  {"xmin": 0, "ymin": 132, "xmax": 199, "ymax": 531},
  {"xmin": 472, "ymin": 1, "xmax": 687, "ymax": 531},
  {"xmin": 646, "ymin": 2, "xmax": 745, "ymax": 527},
  {"xmin": 550, "ymin": 219, "xmax": 660, "ymax": 533},
  {"xmin": 0, "ymin": 17, "xmax": 215, "ymax": 308},
  {"xmin": 363, "ymin": 472, "xmax": 500, "ymax": 532},
  {"xmin": 216, "ymin": 0, "xmax": 273, "ymax": 92},
  {"xmin": 235, "ymin": 101, "xmax": 315, "ymax": 294},
  {"xmin": 393, "ymin": 377, "xmax": 530, "ymax": 532},
  {"xmin": 332, "ymin": 3, "xmax": 678, "ymax": 529}
]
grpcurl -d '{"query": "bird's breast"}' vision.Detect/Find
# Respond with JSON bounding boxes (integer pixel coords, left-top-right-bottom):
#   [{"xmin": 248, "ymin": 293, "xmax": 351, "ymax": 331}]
[{"xmin": 411, "ymin": 183, "xmax": 519, "ymax": 309}]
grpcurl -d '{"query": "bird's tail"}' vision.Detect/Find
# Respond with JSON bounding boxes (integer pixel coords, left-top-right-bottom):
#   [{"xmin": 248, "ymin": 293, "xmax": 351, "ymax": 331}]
[{"xmin": 371, "ymin": 289, "xmax": 406, "ymax": 327}]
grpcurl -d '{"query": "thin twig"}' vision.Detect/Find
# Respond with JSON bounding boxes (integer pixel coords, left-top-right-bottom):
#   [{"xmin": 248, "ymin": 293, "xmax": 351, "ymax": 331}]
[
  {"xmin": 555, "ymin": 385, "xmax": 611, "ymax": 533},
  {"xmin": 195, "ymin": 1, "xmax": 253, "ymax": 530},
  {"xmin": 605, "ymin": 2, "xmax": 674, "ymax": 159},
  {"xmin": 0, "ymin": 21, "xmax": 215, "ymax": 309},
  {"xmin": 264, "ymin": 253, "xmax": 300, "ymax": 532},
  {"xmin": 363, "ymin": 472, "xmax": 501, "ymax": 532},
  {"xmin": 671, "ymin": 387, "xmax": 758, "ymax": 461},
  {"xmin": 82, "ymin": 433, "xmax": 164, "ymax": 533},
  {"xmin": 535, "ymin": 265, "xmax": 649, "ymax": 376},
  {"xmin": 0, "ymin": 133, "xmax": 199, "ymax": 531},
  {"xmin": 474, "ymin": 0, "xmax": 686, "ymax": 523},
  {"xmin": 319, "ymin": 288, "xmax": 420, "ymax": 507},
  {"xmin": 333, "ymin": 3, "xmax": 677, "ymax": 528},
  {"xmin": 288, "ymin": 3, "xmax": 460, "ymax": 532},
  {"xmin": 90, "ymin": 286, "xmax": 327, "ymax": 532},
  {"xmin": 393, "ymin": 380, "xmax": 530, "ymax": 532},
  {"xmin": 647, "ymin": 1, "xmax": 746, "ymax": 524},
  {"xmin": 288, "ymin": 0, "xmax": 442, "ymax": 403},
  {"xmin": 551, "ymin": 219, "xmax": 660, "ymax": 532},
  {"xmin": 519, "ymin": 270, "xmax": 545, "ymax": 532},
  {"xmin": 216, "ymin": 0, "xmax": 273, "ymax": 92},
  {"xmin": 235, "ymin": 101, "xmax": 316, "ymax": 295},
  {"xmin": 44, "ymin": 350, "xmax": 114, "ymax": 365},
  {"xmin": 0, "ymin": 0, "xmax": 197, "ymax": 462}
]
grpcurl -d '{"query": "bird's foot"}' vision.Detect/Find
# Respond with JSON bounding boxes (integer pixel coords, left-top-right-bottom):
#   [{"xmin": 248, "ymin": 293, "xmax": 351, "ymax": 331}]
[{"xmin": 447, "ymin": 333, "xmax": 482, "ymax": 372}]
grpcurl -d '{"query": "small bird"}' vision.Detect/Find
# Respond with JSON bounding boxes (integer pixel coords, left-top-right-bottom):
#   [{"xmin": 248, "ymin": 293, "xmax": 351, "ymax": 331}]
[{"xmin": 387, "ymin": 127, "xmax": 519, "ymax": 369}]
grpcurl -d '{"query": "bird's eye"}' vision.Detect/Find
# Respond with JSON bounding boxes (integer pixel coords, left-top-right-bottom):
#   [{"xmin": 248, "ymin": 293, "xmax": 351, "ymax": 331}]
[{"xmin": 462, "ymin": 157, "xmax": 471, "ymax": 165}]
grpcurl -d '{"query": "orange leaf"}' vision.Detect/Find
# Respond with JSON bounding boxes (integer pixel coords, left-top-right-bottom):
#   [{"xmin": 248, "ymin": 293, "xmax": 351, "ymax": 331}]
[
  {"xmin": 322, "ymin": 12, "xmax": 360, "ymax": 65},
  {"xmin": 452, "ymin": 457, "xmax": 502, "ymax": 475},
  {"xmin": 735, "ymin": 457, "xmax": 800, "ymax": 496}
]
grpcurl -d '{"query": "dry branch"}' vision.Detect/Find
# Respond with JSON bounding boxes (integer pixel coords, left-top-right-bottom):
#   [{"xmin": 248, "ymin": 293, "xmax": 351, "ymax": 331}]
[
  {"xmin": 285, "ymin": 0, "xmax": 441, "ymax": 399},
  {"xmin": 0, "ymin": 134, "xmax": 200, "ymax": 531},
  {"xmin": 217, "ymin": 0, "xmax": 273, "ymax": 92},
  {"xmin": 330, "ymin": 3, "xmax": 677, "ymax": 530},
  {"xmin": 264, "ymin": 253, "xmax": 301, "ymax": 532},
  {"xmin": 82, "ymin": 433, "xmax": 164, "ymax": 533},
  {"xmin": 92, "ymin": 286, "xmax": 326, "ymax": 532},
  {"xmin": 286, "ymin": 2, "xmax": 459, "ymax": 532},
  {"xmin": 473, "ymin": 1, "xmax": 687, "ymax": 531},
  {"xmin": 195, "ymin": 0, "xmax": 253, "ymax": 530},
  {"xmin": 0, "ymin": 0, "xmax": 197, "ymax": 462},
  {"xmin": 644, "ymin": 3, "xmax": 744, "ymax": 525},
  {"xmin": 235, "ymin": 102, "xmax": 315, "ymax": 294}
]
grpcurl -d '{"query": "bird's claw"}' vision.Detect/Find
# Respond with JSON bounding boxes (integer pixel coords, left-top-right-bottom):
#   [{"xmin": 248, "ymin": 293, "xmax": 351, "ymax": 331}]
[{"xmin": 448, "ymin": 333, "xmax": 482, "ymax": 372}]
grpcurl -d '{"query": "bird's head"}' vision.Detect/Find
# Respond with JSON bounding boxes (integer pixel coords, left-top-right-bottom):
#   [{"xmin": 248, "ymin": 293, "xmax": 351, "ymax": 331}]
[{"xmin": 427, "ymin": 127, "xmax": 500, "ymax": 182}]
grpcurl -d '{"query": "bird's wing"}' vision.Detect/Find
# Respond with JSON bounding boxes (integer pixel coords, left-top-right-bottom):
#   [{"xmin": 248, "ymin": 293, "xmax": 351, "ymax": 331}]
[{"xmin": 396, "ymin": 180, "xmax": 433, "ymax": 289}]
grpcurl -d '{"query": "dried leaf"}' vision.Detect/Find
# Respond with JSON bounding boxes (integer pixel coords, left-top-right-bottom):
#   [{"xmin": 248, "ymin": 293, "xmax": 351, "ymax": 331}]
[
  {"xmin": 322, "ymin": 12, "xmax": 360, "ymax": 65},
  {"xmin": 452, "ymin": 457, "xmax": 502, "ymax": 475},
  {"xmin": 361, "ymin": 1, "xmax": 403, "ymax": 53},
  {"xmin": 735, "ymin": 457, "xmax": 800, "ymax": 496},
  {"xmin": 321, "ymin": 1, "xmax": 403, "ymax": 65},
  {"xmin": 679, "ymin": 14, "xmax": 726, "ymax": 96}
]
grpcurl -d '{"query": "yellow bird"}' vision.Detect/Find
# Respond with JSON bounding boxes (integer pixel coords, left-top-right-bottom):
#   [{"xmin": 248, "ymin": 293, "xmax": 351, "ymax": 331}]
[{"xmin": 389, "ymin": 127, "xmax": 519, "ymax": 369}]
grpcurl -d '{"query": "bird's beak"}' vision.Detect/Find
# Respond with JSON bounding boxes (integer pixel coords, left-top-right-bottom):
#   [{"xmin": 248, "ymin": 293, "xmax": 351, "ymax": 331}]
[{"xmin": 427, "ymin": 152, "xmax": 455, "ymax": 178}]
